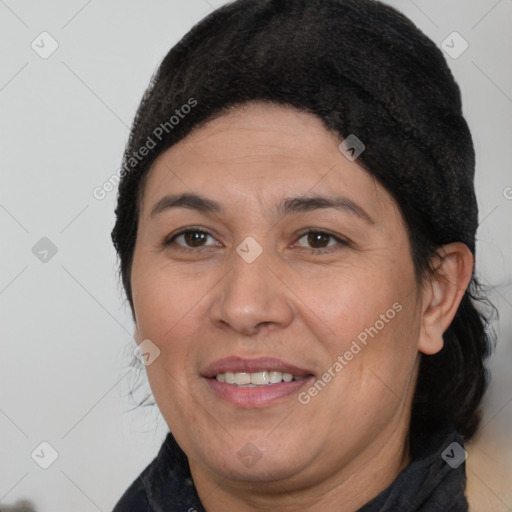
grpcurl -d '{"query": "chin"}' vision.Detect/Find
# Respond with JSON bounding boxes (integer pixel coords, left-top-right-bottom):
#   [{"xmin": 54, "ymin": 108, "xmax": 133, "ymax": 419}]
[{"xmin": 196, "ymin": 434, "xmax": 312, "ymax": 483}]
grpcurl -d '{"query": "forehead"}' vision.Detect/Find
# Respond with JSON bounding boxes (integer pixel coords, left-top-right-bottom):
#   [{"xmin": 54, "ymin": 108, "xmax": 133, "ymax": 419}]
[{"xmin": 139, "ymin": 102, "xmax": 398, "ymax": 222}]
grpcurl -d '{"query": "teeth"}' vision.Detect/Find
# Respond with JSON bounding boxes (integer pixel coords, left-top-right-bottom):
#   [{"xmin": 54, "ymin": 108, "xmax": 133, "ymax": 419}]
[
  {"xmin": 251, "ymin": 371, "xmax": 269, "ymax": 385},
  {"xmin": 236, "ymin": 372, "xmax": 251, "ymax": 385},
  {"xmin": 282, "ymin": 372, "xmax": 293, "ymax": 382},
  {"xmin": 215, "ymin": 370, "xmax": 304, "ymax": 386},
  {"xmin": 269, "ymin": 371, "xmax": 283, "ymax": 384}
]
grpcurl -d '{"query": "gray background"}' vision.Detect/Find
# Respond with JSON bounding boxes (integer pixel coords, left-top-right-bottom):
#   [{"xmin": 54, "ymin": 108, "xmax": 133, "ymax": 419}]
[{"xmin": 0, "ymin": 1, "xmax": 510, "ymax": 510}]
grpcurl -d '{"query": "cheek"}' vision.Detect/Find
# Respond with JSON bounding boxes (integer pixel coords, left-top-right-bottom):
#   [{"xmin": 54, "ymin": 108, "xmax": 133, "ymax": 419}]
[
  {"xmin": 132, "ymin": 260, "xmax": 207, "ymax": 342},
  {"xmin": 297, "ymin": 263, "xmax": 413, "ymax": 343},
  {"xmin": 306, "ymin": 263, "xmax": 421, "ymax": 392},
  {"xmin": 344, "ymin": 302, "xmax": 422, "ymax": 414},
  {"xmin": 131, "ymin": 260, "xmax": 219, "ymax": 400},
  {"xmin": 131, "ymin": 265, "xmax": 207, "ymax": 426}
]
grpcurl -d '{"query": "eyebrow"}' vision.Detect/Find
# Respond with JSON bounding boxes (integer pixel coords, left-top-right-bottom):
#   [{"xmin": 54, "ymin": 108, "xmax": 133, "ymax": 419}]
[{"xmin": 150, "ymin": 192, "xmax": 374, "ymax": 224}]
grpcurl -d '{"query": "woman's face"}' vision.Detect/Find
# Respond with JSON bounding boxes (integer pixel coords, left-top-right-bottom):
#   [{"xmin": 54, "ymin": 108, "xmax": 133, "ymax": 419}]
[{"xmin": 130, "ymin": 102, "xmax": 427, "ymax": 489}]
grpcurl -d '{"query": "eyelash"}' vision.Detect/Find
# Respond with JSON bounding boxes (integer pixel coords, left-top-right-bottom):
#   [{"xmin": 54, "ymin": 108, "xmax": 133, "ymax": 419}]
[{"xmin": 163, "ymin": 227, "xmax": 349, "ymax": 255}]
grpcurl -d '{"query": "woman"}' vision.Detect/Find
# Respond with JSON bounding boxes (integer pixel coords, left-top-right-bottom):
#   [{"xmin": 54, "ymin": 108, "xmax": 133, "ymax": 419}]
[{"xmin": 111, "ymin": 0, "xmax": 493, "ymax": 510}]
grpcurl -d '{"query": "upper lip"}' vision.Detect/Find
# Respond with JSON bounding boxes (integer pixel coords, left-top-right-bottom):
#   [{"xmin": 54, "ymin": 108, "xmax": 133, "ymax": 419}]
[{"xmin": 201, "ymin": 356, "xmax": 315, "ymax": 378}]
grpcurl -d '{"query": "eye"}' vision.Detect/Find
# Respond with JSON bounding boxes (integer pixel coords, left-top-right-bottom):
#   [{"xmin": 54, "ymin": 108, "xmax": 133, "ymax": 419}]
[
  {"xmin": 164, "ymin": 228, "xmax": 220, "ymax": 250},
  {"xmin": 295, "ymin": 230, "xmax": 348, "ymax": 253},
  {"xmin": 163, "ymin": 228, "xmax": 349, "ymax": 254}
]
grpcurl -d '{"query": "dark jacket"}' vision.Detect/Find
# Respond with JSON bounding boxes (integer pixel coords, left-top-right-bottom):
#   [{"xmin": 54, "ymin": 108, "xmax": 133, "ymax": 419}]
[{"xmin": 112, "ymin": 422, "xmax": 469, "ymax": 511}]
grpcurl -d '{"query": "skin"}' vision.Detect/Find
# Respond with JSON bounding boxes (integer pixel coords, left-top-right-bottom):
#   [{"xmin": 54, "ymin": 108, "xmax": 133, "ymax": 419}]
[{"xmin": 130, "ymin": 101, "xmax": 474, "ymax": 511}]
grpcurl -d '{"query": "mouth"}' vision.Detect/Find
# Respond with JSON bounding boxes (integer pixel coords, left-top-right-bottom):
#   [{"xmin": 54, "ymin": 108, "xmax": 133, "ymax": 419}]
[{"xmin": 201, "ymin": 357, "xmax": 315, "ymax": 407}]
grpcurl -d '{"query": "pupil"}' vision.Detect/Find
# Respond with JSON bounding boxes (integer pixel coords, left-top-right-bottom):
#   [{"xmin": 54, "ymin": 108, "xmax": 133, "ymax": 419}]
[
  {"xmin": 186, "ymin": 231, "xmax": 206, "ymax": 247},
  {"xmin": 308, "ymin": 232, "xmax": 328, "ymax": 248}
]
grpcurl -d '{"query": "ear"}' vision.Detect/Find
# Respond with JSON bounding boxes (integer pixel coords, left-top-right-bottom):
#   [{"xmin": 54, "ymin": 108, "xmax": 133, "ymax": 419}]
[{"xmin": 418, "ymin": 242, "xmax": 474, "ymax": 355}]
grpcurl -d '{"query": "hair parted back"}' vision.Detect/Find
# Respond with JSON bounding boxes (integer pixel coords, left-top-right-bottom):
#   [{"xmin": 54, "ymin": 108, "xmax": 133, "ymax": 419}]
[{"xmin": 111, "ymin": 0, "xmax": 494, "ymax": 454}]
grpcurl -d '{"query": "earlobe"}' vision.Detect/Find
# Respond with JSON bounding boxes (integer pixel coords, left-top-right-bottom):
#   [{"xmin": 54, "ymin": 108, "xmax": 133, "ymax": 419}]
[{"xmin": 418, "ymin": 243, "xmax": 474, "ymax": 355}]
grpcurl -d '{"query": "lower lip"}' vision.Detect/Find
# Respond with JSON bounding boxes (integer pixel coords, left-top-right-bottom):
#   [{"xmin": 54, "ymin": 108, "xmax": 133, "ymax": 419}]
[{"xmin": 204, "ymin": 377, "xmax": 314, "ymax": 407}]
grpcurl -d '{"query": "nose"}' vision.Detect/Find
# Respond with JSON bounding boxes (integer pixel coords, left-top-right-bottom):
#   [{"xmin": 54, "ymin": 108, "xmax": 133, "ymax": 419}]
[{"xmin": 209, "ymin": 244, "xmax": 294, "ymax": 336}]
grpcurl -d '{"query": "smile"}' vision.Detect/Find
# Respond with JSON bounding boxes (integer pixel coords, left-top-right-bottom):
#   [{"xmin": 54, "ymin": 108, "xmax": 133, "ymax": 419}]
[{"xmin": 215, "ymin": 370, "xmax": 308, "ymax": 386}]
